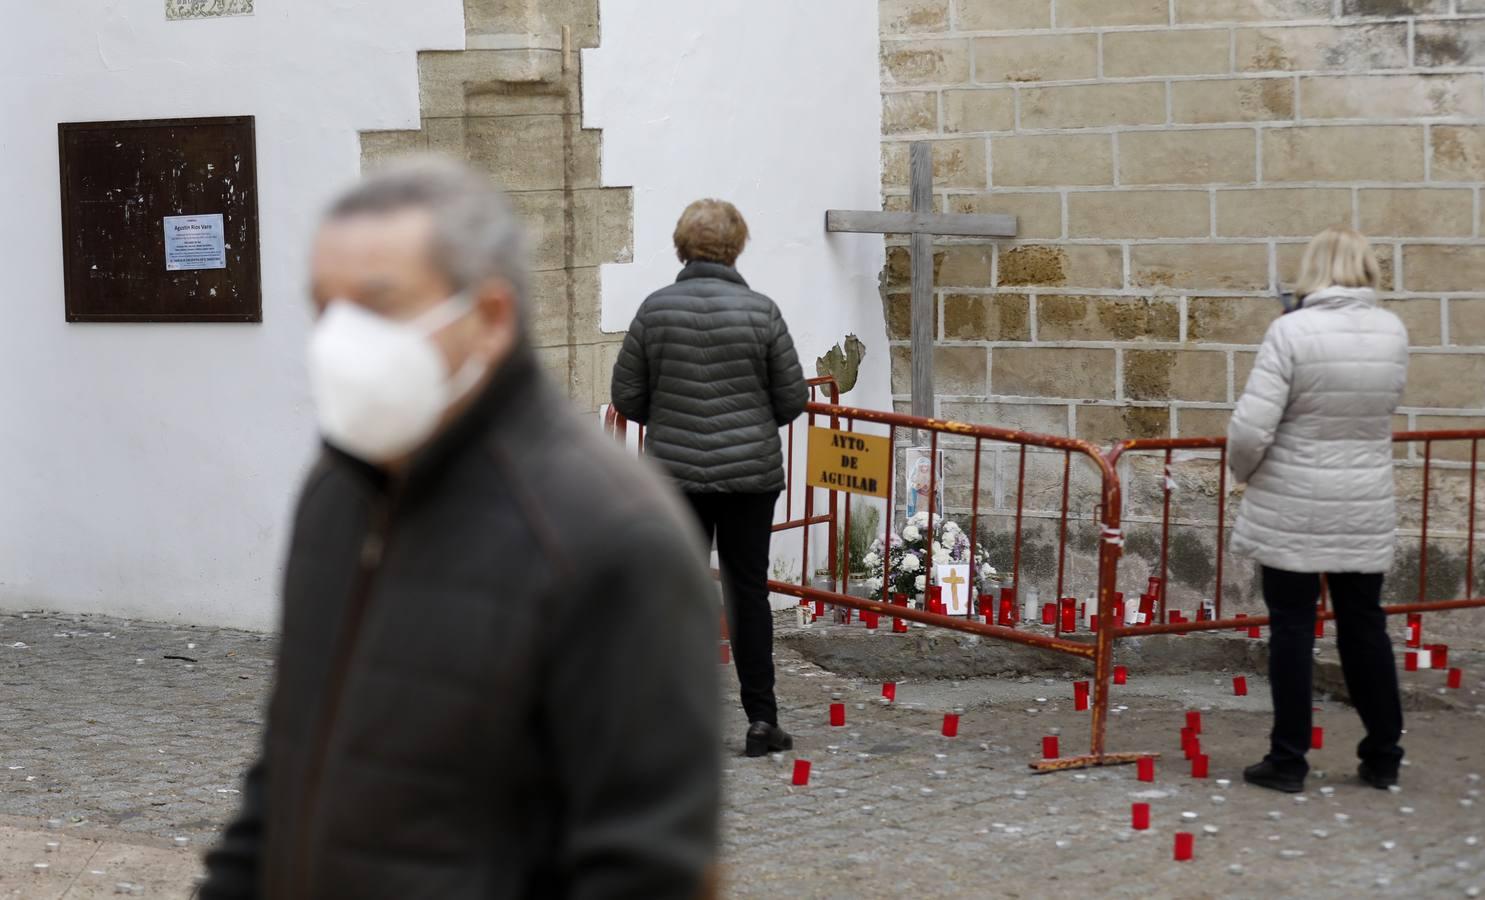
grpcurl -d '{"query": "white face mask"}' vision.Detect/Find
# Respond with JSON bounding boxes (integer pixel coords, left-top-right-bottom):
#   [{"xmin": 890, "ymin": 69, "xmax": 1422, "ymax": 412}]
[{"xmin": 308, "ymin": 292, "xmax": 488, "ymax": 463}]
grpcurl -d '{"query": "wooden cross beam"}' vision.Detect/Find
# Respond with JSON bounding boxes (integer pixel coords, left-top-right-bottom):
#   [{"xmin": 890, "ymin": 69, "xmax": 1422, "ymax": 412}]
[{"xmin": 827, "ymin": 142, "xmax": 1018, "ymax": 418}]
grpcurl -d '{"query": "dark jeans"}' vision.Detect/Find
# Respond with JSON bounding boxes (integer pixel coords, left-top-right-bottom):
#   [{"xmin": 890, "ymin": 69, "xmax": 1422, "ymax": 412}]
[
  {"xmin": 1262, "ymin": 567, "xmax": 1405, "ymax": 777},
  {"xmin": 686, "ymin": 492, "xmax": 780, "ymax": 726}
]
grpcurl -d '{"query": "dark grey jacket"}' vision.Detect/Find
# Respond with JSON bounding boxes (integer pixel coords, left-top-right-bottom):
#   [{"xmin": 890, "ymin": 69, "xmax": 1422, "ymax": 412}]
[
  {"xmin": 610, "ymin": 261, "xmax": 808, "ymax": 494},
  {"xmin": 201, "ymin": 348, "xmax": 720, "ymax": 900}
]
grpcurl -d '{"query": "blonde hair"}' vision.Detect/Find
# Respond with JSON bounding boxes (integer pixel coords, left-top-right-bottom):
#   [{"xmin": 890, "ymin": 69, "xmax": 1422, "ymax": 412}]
[
  {"xmin": 673, "ymin": 199, "xmax": 750, "ymax": 266},
  {"xmin": 1295, "ymin": 226, "xmax": 1380, "ymax": 299}
]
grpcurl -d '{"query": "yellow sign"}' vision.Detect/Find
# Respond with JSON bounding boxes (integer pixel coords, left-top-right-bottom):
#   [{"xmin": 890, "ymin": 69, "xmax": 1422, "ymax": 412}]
[{"xmin": 807, "ymin": 427, "xmax": 891, "ymax": 498}]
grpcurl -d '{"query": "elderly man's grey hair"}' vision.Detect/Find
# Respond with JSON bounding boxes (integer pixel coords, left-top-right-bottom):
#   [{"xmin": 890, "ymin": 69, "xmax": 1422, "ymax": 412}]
[{"xmin": 326, "ymin": 156, "xmax": 528, "ymax": 304}]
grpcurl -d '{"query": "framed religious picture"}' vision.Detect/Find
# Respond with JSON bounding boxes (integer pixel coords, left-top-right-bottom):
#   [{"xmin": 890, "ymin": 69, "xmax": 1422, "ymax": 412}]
[
  {"xmin": 903, "ymin": 446, "xmax": 944, "ymax": 520},
  {"xmin": 58, "ymin": 115, "xmax": 262, "ymax": 323}
]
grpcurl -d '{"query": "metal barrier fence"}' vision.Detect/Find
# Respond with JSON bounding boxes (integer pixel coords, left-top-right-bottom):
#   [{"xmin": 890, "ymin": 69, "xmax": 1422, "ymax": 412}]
[{"xmin": 606, "ymin": 395, "xmax": 1485, "ymax": 773}]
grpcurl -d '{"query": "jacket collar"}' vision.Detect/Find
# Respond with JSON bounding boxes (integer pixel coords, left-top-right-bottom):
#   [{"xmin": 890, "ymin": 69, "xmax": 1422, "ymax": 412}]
[
  {"xmin": 326, "ymin": 341, "xmax": 544, "ymax": 497},
  {"xmin": 676, "ymin": 260, "xmax": 748, "ymax": 287},
  {"xmin": 1301, "ymin": 285, "xmax": 1378, "ymax": 311}
]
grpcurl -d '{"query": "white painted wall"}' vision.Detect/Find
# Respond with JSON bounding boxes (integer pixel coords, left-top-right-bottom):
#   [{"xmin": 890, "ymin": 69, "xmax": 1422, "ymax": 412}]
[
  {"xmin": 583, "ymin": 0, "xmax": 892, "ymax": 588},
  {"xmin": 0, "ymin": 1, "xmax": 464, "ymax": 629}
]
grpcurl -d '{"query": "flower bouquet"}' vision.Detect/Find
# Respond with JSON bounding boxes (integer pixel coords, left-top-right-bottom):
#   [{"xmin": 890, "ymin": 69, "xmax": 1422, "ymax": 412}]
[{"xmin": 860, "ymin": 513, "xmax": 998, "ymax": 605}]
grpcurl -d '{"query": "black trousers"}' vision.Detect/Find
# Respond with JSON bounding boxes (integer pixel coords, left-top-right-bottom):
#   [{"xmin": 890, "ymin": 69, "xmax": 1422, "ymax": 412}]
[
  {"xmin": 1261, "ymin": 567, "xmax": 1405, "ymax": 777},
  {"xmin": 686, "ymin": 492, "xmax": 780, "ymax": 726}
]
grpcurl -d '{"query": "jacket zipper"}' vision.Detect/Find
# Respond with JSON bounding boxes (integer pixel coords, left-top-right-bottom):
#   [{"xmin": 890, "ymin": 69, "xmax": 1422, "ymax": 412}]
[{"xmin": 292, "ymin": 492, "xmax": 396, "ymax": 898}]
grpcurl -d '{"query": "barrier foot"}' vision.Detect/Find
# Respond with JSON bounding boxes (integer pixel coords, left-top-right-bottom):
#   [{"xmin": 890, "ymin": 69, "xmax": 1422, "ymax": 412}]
[{"xmin": 1029, "ymin": 752, "xmax": 1155, "ymax": 773}]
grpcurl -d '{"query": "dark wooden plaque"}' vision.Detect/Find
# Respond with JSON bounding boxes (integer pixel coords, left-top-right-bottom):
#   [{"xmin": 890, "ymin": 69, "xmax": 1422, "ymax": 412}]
[{"xmin": 58, "ymin": 115, "xmax": 262, "ymax": 323}]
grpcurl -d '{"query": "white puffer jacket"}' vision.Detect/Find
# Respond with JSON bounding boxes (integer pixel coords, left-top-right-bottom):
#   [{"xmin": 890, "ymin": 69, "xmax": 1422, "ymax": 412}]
[{"xmin": 1228, "ymin": 286, "xmax": 1409, "ymax": 574}]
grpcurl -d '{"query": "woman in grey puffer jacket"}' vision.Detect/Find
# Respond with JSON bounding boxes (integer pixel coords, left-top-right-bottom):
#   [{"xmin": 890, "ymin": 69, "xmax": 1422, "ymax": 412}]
[
  {"xmin": 1228, "ymin": 226, "xmax": 1408, "ymax": 794},
  {"xmin": 611, "ymin": 199, "xmax": 808, "ymax": 759}
]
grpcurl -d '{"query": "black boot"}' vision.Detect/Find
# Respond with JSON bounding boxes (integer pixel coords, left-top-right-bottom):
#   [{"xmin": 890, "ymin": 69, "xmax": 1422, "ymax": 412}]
[
  {"xmin": 1358, "ymin": 761, "xmax": 1398, "ymax": 790},
  {"xmin": 744, "ymin": 721, "xmax": 793, "ymax": 758},
  {"xmin": 1243, "ymin": 759, "xmax": 1305, "ymax": 793}
]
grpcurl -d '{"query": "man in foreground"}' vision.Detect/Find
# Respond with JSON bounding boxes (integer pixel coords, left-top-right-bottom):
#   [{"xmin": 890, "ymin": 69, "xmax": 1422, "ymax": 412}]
[{"xmin": 201, "ymin": 158, "xmax": 719, "ymax": 899}]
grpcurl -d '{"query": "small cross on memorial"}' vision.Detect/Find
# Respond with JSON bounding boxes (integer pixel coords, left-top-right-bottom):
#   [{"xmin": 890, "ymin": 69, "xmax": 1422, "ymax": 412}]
[{"xmin": 827, "ymin": 141, "xmax": 1018, "ymax": 418}]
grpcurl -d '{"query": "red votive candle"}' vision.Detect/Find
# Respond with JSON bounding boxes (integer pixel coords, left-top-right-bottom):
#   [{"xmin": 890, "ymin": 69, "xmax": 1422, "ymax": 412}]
[
  {"xmin": 1448, "ymin": 667, "xmax": 1464, "ymax": 689},
  {"xmin": 882, "ymin": 682, "xmax": 897, "ymax": 701},
  {"xmin": 1042, "ymin": 603, "xmax": 1056, "ymax": 625},
  {"xmin": 1137, "ymin": 756, "xmax": 1155, "ymax": 782},
  {"xmin": 1114, "ymin": 665, "xmax": 1128, "ymax": 685},
  {"xmin": 1405, "ymin": 651, "xmax": 1419, "ymax": 671},
  {"xmin": 1406, "ymin": 614, "xmax": 1422, "ymax": 648},
  {"xmin": 999, "ymin": 597, "xmax": 1016, "ymax": 626},
  {"xmin": 1074, "ymin": 681, "xmax": 1090, "ymax": 711},
  {"xmin": 1186, "ymin": 711, "xmax": 1202, "ymax": 734},
  {"xmin": 1311, "ymin": 726, "xmax": 1323, "ymax": 750},
  {"xmin": 1132, "ymin": 802, "xmax": 1150, "ymax": 830},
  {"xmin": 1174, "ymin": 832, "xmax": 1194, "ymax": 861},
  {"xmin": 1042, "ymin": 736, "xmax": 1059, "ymax": 759},
  {"xmin": 942, "ymin": 713, "xmax": 960, "ymax": 737},
  {"xmin": 1432, "ymin": 645, "xmax": 1449, "ymax": 668},
  {"xmin": 1233, "ymin": 676, "xmax": 1248, "ymax": 696},
  {"xmin": 792, "ymin": 759, "xmax": 811, "ymax": 786},
  {"xmin": 1192, "ymin": 755, "xmax": 1209, "ymax": 779},
  {"xmin": 893, "ymin": 617, "xmax": 908, "ymax": 633},
  {"xmin": 829, "ymin": 703, "xmax": 845, "ymax": 727},
  {"xmin": 1059, "ymin": 598, "xmax": 1077, "ymax": 634},
  {"xmin": 1248, "ymin": 623, "xmax": 1262, "ymax": 639},
  {"xmin": 1314, "ymin": 618, "xmax": 1324, "ymax": 638},
  {"xmin": 719, "ymin": 643, "xmax": 731, "ymax": 665}
]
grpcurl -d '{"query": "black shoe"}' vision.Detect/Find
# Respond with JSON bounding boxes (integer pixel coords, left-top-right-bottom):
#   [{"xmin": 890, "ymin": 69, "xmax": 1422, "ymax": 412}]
[
  {"xmin": 1358, "ymin": 761, "xmax": 1398, "ymax": 790},
  {"xmin": 744, "ymin": 721, "xmax": 793, "ymax": 758},
  {"xmin": 1243, "ymin": 759, "xmax": 1305, "ymax": 793}
]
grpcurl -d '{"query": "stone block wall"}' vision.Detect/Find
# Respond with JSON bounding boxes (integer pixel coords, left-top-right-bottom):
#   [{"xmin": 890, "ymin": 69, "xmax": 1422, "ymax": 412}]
[
  {"xmin": 881, "ymin": 0, "xmax": 1485, "ymax": 629},
  {"xmin": 359, "ymin": 0, "xmax": 631, "ymax": 414}
]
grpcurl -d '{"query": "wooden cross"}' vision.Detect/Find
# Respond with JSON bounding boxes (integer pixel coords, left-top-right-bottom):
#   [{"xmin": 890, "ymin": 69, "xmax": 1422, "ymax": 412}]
[{"xmin": 827, "ymin": 142, "xmax": 1018, "ymax": 418}]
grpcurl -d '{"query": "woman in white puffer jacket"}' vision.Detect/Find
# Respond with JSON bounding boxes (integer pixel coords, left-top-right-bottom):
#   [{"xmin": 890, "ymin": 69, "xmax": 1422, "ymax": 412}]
[{"xmin": 1228, "ymin": 226, "xmax": 1409, "ymax": 795}]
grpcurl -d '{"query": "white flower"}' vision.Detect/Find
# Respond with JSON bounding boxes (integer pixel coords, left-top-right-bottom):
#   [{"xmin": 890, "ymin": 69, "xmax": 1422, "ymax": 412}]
[
  {"xmin": 866, "ymin": 577, "xmax": 884, "ymax": 592},
  {"xmin": 910, "ymin": 512, "xmax": 929, "ymax": 529},
  {"xmin": 914, "ymin": 575, "xmax": 927, "ymax": 592},
  {"xmin": 932, "ymin": 541, "xmax": 944, "ymax": 554},
  {"xmin": 902, "ymin": 525, "xmax": 921, "ymax": 542},
  {"xmin": 900, "ymin": 554, "xmax": 920, "ymax": 573},
  {"xmin": 943, "ymin": 521, "xmax": 961, "ymax": 536},
  {"xmin": 933, "ymin": 550, "xmax": 952, "ymax": 566},
  {"xmin": 980, "ymin": 564, "xmax": 999, "ymax": 579},
  {"xmin": 862, "ymin": 552, "xmax": 881, "ymax": 569}
]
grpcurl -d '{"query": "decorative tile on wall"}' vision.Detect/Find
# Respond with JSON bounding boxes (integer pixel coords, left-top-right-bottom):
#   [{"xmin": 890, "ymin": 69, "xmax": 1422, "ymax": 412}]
[{"xmin": 166, "ymin": 0, "xmax": 254, "ymax": 21}]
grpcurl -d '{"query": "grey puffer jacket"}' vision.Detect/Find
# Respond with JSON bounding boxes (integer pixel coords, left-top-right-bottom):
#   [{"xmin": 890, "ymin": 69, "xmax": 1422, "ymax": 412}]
[
  {"xmin": 1228, "ymin": 286, "xmax": 1409, "ymax": 574},
  {"xmin": 611, "ymin": 261, "xmax": 808, "ymax": 494}
]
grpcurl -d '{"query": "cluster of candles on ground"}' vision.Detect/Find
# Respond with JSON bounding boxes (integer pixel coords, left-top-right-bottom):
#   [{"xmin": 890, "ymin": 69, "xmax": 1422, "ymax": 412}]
[
  {"xmin": 765, "ymin": 600, "xmax": 1470, "ymax": 865},
  {"xmin": 781, "ymin": 578, "xmax": 1466, "ymax": 691}
]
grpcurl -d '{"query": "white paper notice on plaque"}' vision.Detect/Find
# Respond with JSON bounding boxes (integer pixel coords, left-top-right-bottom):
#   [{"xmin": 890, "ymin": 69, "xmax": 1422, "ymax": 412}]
[
  {"xmin": 937, "ymin": 565, "xmax": 972, "ymax": 616},
  {"xmin": 163, "ymin": 214, "xmax": 227, "ymax": 271}
]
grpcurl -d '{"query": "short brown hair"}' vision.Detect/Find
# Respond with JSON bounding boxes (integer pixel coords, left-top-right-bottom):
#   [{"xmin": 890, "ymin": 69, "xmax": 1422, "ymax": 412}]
[{"xmin": 673, "ymin": 199, "xmax": 749, "ymax": 266}]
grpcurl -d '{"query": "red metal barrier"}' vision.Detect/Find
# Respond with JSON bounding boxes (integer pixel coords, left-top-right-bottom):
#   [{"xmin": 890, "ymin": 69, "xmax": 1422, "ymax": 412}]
[
  {"xmin": 608, "ymin": 394, "xmax": 1485, "ymax": 773},
  {"xmin": 1106, "ymin": 429, "xmax": 1485, "ymax": 632}
]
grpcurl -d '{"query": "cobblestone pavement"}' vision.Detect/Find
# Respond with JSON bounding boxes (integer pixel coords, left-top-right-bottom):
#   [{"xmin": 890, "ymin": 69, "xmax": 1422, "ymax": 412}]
[{"xmin": 1, "ymin": 610, "xmax": 1483, "ymax": 898}]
